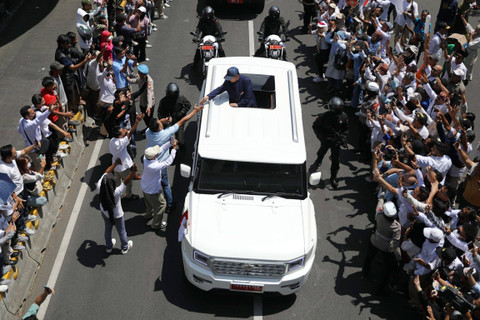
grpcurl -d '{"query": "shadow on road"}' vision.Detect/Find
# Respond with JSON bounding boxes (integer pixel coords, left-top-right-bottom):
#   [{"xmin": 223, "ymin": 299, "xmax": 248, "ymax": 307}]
[
  {"xmin": 76, "ymin": 239, "xmax": 108, "ymax": 268},
  {"xmin": 0, "ymin": 0, "xmax": 60, "ymax": 47}
]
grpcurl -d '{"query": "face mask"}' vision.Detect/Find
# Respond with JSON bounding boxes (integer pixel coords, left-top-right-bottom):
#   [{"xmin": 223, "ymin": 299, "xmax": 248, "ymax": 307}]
[{"xmin": 27, "ymin": 162, "xmax": 31, "ymax": 169}]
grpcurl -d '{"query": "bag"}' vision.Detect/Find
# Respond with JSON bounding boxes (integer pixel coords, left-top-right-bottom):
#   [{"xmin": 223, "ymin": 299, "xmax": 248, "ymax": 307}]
[
  {"xmin": 334, "ymin": 48, "xmax": 348, "ymax": 70},
  {"xmin": 27, "ymin": 180, "xmax": 44, "ymax": 197},
  {"xmin": 133, "ymin": 31, "xmax": 146, "ymax": 41}
]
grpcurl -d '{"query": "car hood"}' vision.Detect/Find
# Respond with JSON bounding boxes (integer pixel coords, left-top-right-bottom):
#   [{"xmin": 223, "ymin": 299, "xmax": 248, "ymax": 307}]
[{"xmin": 191, "ymin": 194, "xmax": 306, "ymax": 261}]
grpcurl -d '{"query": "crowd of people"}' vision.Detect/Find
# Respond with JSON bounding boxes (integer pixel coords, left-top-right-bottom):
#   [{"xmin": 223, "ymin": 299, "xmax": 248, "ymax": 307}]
[
  {"xmin": 1, "ymin": 0, "xmax": 480, "ymax": 318},
  {"xmin": 303, "ymin": 0, "xmax": 480, "ymax": 318},
  {"xmin": 0, "ymin": 0, "xmax": 185, "ymax": 296}
]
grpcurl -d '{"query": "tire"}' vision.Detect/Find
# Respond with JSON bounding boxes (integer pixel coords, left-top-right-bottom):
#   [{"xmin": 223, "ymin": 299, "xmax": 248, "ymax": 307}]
[{"xmin": 253, "ymin": 0, "xmax": 264, "ymax": 14}]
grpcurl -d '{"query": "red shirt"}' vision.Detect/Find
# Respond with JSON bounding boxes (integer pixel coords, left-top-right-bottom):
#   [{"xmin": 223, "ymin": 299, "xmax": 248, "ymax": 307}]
[{"xmin": 40, "ymin": 87, "xmax": 59, "ymax": 122}]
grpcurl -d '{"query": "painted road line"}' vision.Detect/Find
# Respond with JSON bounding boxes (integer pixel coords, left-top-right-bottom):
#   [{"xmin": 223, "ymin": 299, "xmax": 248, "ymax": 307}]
[
  {"xmin": 248, "ymin": 20, "xmax": 255, "ymax": 57},
  {"xmin": 37, "ymin": 138, "xmax": 104, "ymax": 319},
  {"xmin": 253, "ymin": 295, "xmax": 263, "ymax": 320}
]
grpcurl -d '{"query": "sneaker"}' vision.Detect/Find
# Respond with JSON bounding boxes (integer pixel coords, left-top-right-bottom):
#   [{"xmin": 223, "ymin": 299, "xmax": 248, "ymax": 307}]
[
  {"xmin": 13, "ymin": 244, "xmax": 25, "ymax": 251},
  {"xmin": 0, "ymin": 279, "xmax": 11, "ymax": 286},
  {"xmin": 17, "ymin": 235, "xmax": 29, "ymax": 242},
  {"xmin": 27, "ymin": 214, "xmax": 37, "ymax": 222},
  {"xmin": 56, "ymin": 152, "xmax": 68, "ymax": 158},
  {"xmin": 106, "ymin": 238, "xmax": 116, "ymax": 254},
  {"xmin": 64, "ymin": 137, "xmax": 74, "ymax": 143},
  {"xmin": 68, "ymin": 120, "xmax": 81, "ymax": 126},
  {"xmin": 22, "ymin": 228, "xmax": 35, "ymax": 236},
  {"xmin": 146, "ymin": 44, "xmax": 152, "ymax": 48},
  {"xmin": 164, "ymin": 3, "xmax": 170, "ymax": 7},
  {"xmin": 0, "ymin": 285, "xmax": 8, "ymax": 293},
  {"xmin": 121, "ymin": 240, "xmax": 133, "ymax": 255},
  {"xmin": 160, "ymin": 221, "xmax": 167, "ymax": 229},
  {"xmin": 145, "ymin": 40, "xmax": 150, "ymax": 44},
  {"xmin": 10, "ymin": 251, "xmax": 21, "ymax": 258},
  {"xmin": 152, "ymin": 27, "xmax": 158, "ymax": 31},
  {"xmin": 144, "ymin": 57, "xmax": 150, "ymax": 61},
  {"xmin": 313, "ymin": 76, "xmax": 322, "ymax": 83},
  {"xmin": 4, "ymin": 260, "xmax": 17, "ymax": 266},
  {"xmin": 159, "ymin": 14, "xmax": 168, "ymax": 19}
]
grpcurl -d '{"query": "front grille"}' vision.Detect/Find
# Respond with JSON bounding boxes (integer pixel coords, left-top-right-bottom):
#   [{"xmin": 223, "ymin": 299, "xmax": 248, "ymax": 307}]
[{"xmin": 212, "ymin": 260, "xmax": 286, "ymax": 278}]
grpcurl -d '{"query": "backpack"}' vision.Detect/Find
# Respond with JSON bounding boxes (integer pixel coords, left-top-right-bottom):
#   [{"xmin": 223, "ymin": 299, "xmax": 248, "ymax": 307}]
[{"xmin": 334, "ymin": 48, "xmax": 348, "ymax": 70}]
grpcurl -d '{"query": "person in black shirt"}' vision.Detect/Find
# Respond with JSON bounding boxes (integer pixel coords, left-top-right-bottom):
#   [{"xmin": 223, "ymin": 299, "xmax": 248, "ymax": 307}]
[
  {"xmin": 255, "ymin": 6, "xmax": 289, "ymax": 58},
  {"xmin": 193, "ymin": 6, "xmax": 226, "ymax": 64}
]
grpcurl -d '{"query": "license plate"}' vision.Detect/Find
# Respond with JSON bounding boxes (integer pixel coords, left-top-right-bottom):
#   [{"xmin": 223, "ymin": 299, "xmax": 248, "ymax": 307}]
[
  {"xmin": 270, "ymin": 45, "xmax": 282, "ymax": 49},
  {"xmin": 228, "ymin": 0, "xmax": 244, "ymax": 3},
  {"xmin": 202, "ymin": 45, "xmax": 214, "ymax": 50},
  {"xmin": 231, "ymin": 284, "xmax": 263, "ymax": 292}
]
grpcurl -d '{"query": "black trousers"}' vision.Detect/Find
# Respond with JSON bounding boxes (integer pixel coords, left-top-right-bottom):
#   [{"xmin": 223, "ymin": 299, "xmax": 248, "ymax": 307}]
[
  {"xmin": 314, "ymin": 138, "xmax": 340, "ymax": 180},
  {"xmin": 303, "ymin": 8, "xmax": 316, "ymax": 32},
  {"xmin": 134, "ymin": 38, "xmax": 147, "ymax": 62},
  {"xmin": 315, "ymin": 49, "xmax": 330, "ymax": 76},
  {"xmin": 362, "ymin": 241, "xmax": 398, "ymax": 290}
]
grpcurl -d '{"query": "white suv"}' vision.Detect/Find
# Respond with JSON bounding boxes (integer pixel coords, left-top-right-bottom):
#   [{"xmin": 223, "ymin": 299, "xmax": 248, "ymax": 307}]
[{"xmin": 179, "ymin": 57, "xmax": 317, "ymax": 295}]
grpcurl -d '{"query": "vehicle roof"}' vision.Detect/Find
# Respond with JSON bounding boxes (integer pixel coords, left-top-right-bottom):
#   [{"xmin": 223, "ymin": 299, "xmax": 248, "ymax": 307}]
[{"xmin": 198, "ymin": 57, "xmax": 306, "ymax": 164}]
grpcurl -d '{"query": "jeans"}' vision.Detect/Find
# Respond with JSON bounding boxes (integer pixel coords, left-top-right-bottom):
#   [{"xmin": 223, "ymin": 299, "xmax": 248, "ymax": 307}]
[
  {"xmin": 161, "ymin": 167, "xmax": 173, "ymax": 207},
  {"xmin": 102, "ymin": 214, "xmax": 128, "ymax": 250},
  {"xmin": 350, "ymin": 84, "xmax": 363, "ymax": 108}
]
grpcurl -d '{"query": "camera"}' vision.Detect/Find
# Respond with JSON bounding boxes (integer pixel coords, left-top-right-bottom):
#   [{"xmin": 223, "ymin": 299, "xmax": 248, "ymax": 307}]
[{"xmin": 439, "ymin": 286, "xmax": 475, "ymax": 314}]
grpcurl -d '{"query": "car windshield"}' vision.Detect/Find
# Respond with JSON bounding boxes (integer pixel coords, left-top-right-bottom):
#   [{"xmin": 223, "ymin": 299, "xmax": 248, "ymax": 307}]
[{"xmin": 194, "ymin": 157, "xmax": 307, "ymax": 199}]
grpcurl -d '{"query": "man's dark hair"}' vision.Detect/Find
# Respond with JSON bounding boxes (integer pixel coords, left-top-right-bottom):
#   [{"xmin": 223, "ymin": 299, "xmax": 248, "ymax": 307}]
[
  {"xmin": 435, "ymin": 141, "xmax": 449, "ymax": 156},
  {"xmin": 57, "ymin": 34, "xmax": 70, "ymax": 47},
  {"xmin": 116, "ymin": 13, "xmax": 127, "ymax": 23},
  {"xmin": 20, "ymin": 105, "xmax": 31, "ymax": 118},
  {"xmin": 41, "ymin": 76, "xmax": 55, "ymax": 89},
  {"xmin": 66, "ymin": 31, "xmax": 77, "ymax": 44},
  {"xmin": 114, "ymin": 47, "xmax": 124, "ymax": 56},
  {"xmin": 112, "ymin": 126, "xmax": 122, "ymax": 138},
  {"xmin": 113, "ymin": 88, "xmax": 126, "ymax": 102},
  {"xmin": 148, "ymin": 118, "xmax": 160, "ymax": 132},
  {"xmin": 0, "ymin": 145, "xmax": 13, "ymax": 160},
  {"xmin": 31, "ymin": 94, "xmax": 43, "ymax": 106}
]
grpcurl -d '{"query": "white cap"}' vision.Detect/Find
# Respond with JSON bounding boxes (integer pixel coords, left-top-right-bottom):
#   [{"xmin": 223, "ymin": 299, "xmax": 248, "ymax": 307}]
[
  {"xmin": 367, "ymin": 81, "xmax": 379, "ymax": 93},
  {"xmin": 138, "ymin": 6, "xmax": 147, "ymax": 13},
  {"xmin": 144, "ymin": 145, "xmax": 160, "ymax": 160},
  {"xmin": 423, "ymin": 227, "xmax": 444, "ymax": 243},
  {"xmin": 383, "ymin": 201, "xmax": 397, "ymax": 217}
]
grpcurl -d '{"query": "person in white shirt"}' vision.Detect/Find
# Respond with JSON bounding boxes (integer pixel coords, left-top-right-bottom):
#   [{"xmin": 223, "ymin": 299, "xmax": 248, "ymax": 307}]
[
  {"xmin": 393, "ymin": 0, "xmax": 418, "ymax": 43},
  {"xmin": 429, "ymin": 22, "xmax": 449, "ymax": 61},
  {"xmin": 109, "ymin": 113, "xmax": 143, "ymax": 199},
  {"xmin": 141, "ymin": 140, "xmax": 177, "ymax": 230},
  {"xmin": 84, "ymin": 50, "xmax": 102, "ymax": 119},
  {"xmin": 96, "ymin": 159, "xmax": 136, "ymax": 254},
  {"xmin": 97, "ymin": 57, "xmax": 116, "ymax": 117}
]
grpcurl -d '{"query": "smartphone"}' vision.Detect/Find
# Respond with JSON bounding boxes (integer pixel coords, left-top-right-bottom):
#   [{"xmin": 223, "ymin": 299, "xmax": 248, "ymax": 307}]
[
  {"xmin": 468, "ymin": 241, "xmax": 475, "ymax": 250},
  {"xmin": 170, "ymin": 136, "xmax": 175, "ymax": 145}
]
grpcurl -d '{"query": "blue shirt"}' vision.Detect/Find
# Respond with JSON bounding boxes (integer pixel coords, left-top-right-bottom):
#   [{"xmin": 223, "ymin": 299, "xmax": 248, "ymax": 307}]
[
  {"xmin": 207, "ymin": 75, "xmax": 257, "ymax": 108},
  {"xmin": 145, "ymin": 124, "xmax": 179, "ymax": 162},
  {"xmin": 348, "ymin": 50, "xmax": 366, "ymax": 83},
  {"xmin": 112, "ymin": 56, "xmax": 134, "ymax": 89}
]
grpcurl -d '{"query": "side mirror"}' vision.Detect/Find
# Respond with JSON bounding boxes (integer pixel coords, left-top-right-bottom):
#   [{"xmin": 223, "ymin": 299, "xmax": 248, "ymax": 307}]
[
  {"xmin": 180, "ymin": 164, "xmax": 192, "ymax": 178},
  {"xmin": 309, "ymin": 172, "xmax": 322, "ymax": 186}
]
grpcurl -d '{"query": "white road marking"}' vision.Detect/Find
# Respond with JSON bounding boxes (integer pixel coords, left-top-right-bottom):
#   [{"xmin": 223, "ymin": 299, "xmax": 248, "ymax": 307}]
[
  {"xmin": 248, "ymin": 20, "xmax": 255, "ymax": 56},
  {"xmin": 37, "ymin": 138, "xmax": 104, "ymax": 319},
  {"xmin": 253, "ymin": 295, "xmax": 263, "ymax": 320}
]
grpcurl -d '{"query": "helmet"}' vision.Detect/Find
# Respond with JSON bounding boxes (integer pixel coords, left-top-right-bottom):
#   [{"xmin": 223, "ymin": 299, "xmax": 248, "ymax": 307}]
[
  {"xmin": 329, "ymin": 96, "xmax": 344, "ymax": 112},
  {"xmin": 202, "ymin": 6, "xmax": 214, "ymax": 20},
  {"xmin": 166, "ymin": 82, "xmax": 179, "ymax": 96},
  {"xmin": 268, "ymin": 6, "xmax": 280, "ymax": 20},
  {"xmin": 366, "ymin": 82, "xmax": 379, "ymax": 94}
]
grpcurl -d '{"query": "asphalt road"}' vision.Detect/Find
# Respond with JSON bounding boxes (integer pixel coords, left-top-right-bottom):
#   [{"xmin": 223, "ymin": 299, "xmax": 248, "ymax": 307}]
[{"xmin": 3, "ymin": 0, "xmax": 480, "ymax": 319}]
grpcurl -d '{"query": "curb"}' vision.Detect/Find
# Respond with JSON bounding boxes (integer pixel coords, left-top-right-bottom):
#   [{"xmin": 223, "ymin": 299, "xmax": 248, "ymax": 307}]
[{"xmin": 0, "ymin": 117, "xmax": 87, "ymax": 320}]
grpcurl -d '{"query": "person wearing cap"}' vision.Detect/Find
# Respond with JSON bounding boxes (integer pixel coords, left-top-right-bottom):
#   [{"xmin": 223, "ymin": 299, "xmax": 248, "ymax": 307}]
[
  {"xmin": 48, "ymin": 61, "xmax": 68, "ymax": 109},
  {"xmin": 129, "ymin": 64, "xmax": 154, "ymax": 131},
  {"xmin": 199, "ymin": 67, "xmax": 257, "ymax": 108},
  {"xmin": 76, "ymin": 0, "xmax": 104, "ymax": 53},
  {"xmin": 362, "ymin": 200, "xmax": 401, "ymax": 294},
  {"xmin": 446, "ymin": 67, "xmax": 466, "ymax": 97},
  {"xmin": 309, "ymin": 21, "xmax": 330, "ymax": 83},
  {"xmin": 128, "ymin": 6, "xmax": 150, "ymax": 62},
  {"xmin": 435, "ymin": 0, "xmax": 458, "ymax": 34},
  {"xmin": 318, "ymin": 2, "xmax": 339, "ymax": 24},
  {"xmin": 141, "ymin": 140, "xmax": 178, "ymax": 230},
  {"xmin": 412, "ymin": 227, "xmax": 445, "ymax": 275}
]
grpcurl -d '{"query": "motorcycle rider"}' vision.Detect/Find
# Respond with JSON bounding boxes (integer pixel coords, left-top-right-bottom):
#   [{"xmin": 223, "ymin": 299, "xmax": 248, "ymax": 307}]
[
  {"xmin": 254, "ymin": 6, "xmax": 289, "ymax": 59},
  {"xmin": 309, "ymin": 97, "xmax": 349, "ymax": 189},
  {"xmin": 157, "ymin": 82, "xmax": 192, "ymax": 151},
  {"xmin": 193, "ymin": 6, "xmax": 226, "ymax": 65}
]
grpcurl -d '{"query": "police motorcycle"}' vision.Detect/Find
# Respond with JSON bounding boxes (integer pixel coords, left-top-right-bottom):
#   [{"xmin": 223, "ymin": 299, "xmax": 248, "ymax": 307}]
[
  {"xmin": 190, "ymin": 31, "xmax": 227, "ymax": 78},
  {"xmin": 256, "ymin": 32, "xmax": 288, "ymax": 60}
]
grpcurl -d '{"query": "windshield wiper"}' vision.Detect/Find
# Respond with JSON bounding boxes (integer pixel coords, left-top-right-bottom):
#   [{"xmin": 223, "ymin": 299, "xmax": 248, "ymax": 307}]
[
  {"xmin": 261, "ymin": 192, "xmax": 298, "ymax": 202},
  {"xmin": 217, "ymin": 192, "xmax": 234, "ymax": 199}
]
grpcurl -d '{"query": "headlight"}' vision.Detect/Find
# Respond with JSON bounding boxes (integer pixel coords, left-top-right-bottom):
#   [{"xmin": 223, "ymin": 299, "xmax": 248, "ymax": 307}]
[
  {"xmin": 287, "ymin": 256, "xmax": 305, "ymax": 272},
  {"xmin": 193, "ymin": 250, "xmax": 210, "ymax": 267}
]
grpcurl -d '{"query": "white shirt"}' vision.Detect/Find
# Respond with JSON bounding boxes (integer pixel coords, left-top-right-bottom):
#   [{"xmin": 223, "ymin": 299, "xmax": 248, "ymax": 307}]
[
  {"xmin": 98, "ymin": 69, "xmax": 116, "ymax": 104},
  {"xmin": 34, "ymin": 106, "xmax": 52, "ymax": 138},
  {"xmin": 416, "ymin": 154, "xmax": 452, "ymax": 185},
  {"xmin": 414, "ymin": 238, "xmax": 442, "ymax": 275},
  {"xmin": 395, "ymin": 0, "xmax": 418, "ymax": 27},
  {"xmin": 96, "ymin": 173, "xmax": 127, "ymax": 218},
  {"xmin": 429, "ymin": 32, "xmax": 444, "ymax": 59},
  {"xmin": 141, "ymin": 142, "xmax": 176, "ymax": 194},
  {"xmin": 0, "ymin": 151, "xmax": 23, "ymax": 194},
  {"xmin": 444, "ymin": 57, "xmax": 467, "ymax": 81},
  {"xmin": 52, "ymin": 75, "xmax": 68, "ymax": 106},
  {"xmin": 109, "ymin": 136, "xmax": 133, "ymax": 172},
  {"xmin": 17, "ymin": 110, "xmax": 51, "ymax": 147},
  {"xmin": 423, "ymin": 83, "xmax": 448, "ymax": 120}
]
